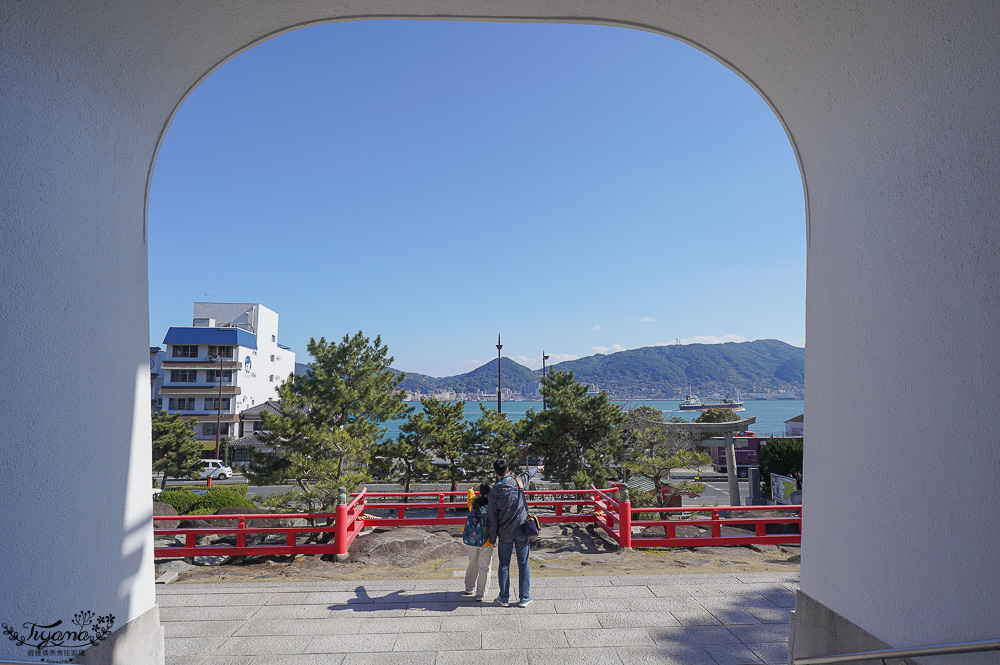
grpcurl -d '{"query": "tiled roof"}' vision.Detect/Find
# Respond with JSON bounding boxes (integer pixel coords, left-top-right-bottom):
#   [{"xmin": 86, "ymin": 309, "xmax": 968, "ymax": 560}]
[
  {"xmin": 241, "ymin": 400, "xmax": 282, "ymax": 417},
  {"xmin": 229, "ymin": 433, "xmax": 269, "ymax": 447}
]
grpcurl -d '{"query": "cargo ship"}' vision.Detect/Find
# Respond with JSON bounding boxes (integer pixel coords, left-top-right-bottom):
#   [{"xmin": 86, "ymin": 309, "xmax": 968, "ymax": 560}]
[{"xmin": 678, "ymin": 391, "xmax": 744, "ymax": 411}]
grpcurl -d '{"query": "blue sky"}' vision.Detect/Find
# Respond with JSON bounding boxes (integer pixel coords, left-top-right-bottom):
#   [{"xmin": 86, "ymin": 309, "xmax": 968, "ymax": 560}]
[{"xmin": 149, "ymin": 20, "xmax": 805, "ymax": 377}]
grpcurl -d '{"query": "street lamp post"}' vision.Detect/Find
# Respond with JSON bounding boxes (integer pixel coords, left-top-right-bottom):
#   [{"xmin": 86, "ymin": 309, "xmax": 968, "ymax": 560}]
[
  {"xmin": 542, "ymin": 351, "xmax": 550, "ymax": 409},
  {"xmin": 496, "ymin": 334, "xmax": 503, "ymax": 413},
  {"xmin": 213, "ymin": 354, "xmax": 224, "ymax": 460}
]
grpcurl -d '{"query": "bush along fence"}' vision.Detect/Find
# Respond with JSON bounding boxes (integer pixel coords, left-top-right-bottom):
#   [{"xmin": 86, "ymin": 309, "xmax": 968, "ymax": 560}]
[{"xmin": 153, "ymin": 486, "xmax": 801, "ymax": 561}]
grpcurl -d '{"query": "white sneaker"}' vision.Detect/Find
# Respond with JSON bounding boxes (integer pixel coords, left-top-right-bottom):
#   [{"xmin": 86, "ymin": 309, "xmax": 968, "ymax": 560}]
[
  {"xmin": 461, "ymin": 590, "xmax": 475, "ymax": 596},
  {"xmin": 518, "ymin": 597, "xmax": 533, "ymax": 608},
  {"xmin": 495, "ymin": 598, "xmax": 509, "ymax": 607},
  {"xmin": 474, "ymin": 595, "xmax": 484, "ymax": 602}
]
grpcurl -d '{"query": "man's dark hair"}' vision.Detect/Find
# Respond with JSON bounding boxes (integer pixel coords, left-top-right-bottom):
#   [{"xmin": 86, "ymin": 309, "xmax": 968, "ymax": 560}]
[
  {"xmin": 493, "ymin": 459, "xmax": 509, "ymax": 476},
  {"xmin": 478, "ymin": 482, "xmax": 492, "ymax": 496}
]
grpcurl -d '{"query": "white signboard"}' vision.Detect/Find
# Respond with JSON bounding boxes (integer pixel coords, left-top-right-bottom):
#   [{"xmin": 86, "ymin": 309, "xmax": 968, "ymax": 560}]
[{"xmin": 771, "ymin": 473, "xmax": 797, "ymax": 505}]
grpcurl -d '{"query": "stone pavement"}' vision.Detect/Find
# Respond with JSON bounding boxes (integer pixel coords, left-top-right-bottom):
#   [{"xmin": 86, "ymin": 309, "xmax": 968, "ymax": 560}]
[{"xmin": 158, "ymin": 572, "xmax": 797, "ymax": 665}]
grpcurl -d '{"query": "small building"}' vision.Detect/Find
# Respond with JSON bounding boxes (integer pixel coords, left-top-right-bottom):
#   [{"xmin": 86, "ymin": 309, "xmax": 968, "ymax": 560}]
[
  {"xmin": 784, "ymin": 414, "xmax": 804, "ymax": 437},
  {"xmin": 220, "ymin": 400, "xmax": 291, "ymax": 466},
  {"xmin": 156, "ymin": 302, "xmax": 295, "ymax": 448},
  {"xmin": 149, "ymin": 346, "xmax": 165, "ymax": 411}
]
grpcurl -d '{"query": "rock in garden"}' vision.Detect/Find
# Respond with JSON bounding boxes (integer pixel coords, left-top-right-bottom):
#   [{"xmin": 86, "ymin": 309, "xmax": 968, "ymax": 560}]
[
  {"xmin": 156, "ymin": 560, "xmax": 195, "ymax": 575},
  {"xmin": 347, "ymin": 527, "xmax": 465, "ymax": 567}
]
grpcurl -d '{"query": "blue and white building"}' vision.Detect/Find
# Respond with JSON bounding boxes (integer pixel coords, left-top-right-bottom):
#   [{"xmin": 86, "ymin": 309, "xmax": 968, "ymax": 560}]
[{"xmin": 155, "ymin": 302, "xmax": 295, "ymax": 446}]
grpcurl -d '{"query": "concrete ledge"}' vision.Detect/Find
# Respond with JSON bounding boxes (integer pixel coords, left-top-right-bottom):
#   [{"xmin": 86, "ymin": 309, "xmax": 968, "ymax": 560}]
[
  {"xmin": 788, "ymin": 590, "xmax": 912, "ymax": 665},
  {"xmin": 74, "ymin": 604, "xmax": 164, "ymax": 665}
]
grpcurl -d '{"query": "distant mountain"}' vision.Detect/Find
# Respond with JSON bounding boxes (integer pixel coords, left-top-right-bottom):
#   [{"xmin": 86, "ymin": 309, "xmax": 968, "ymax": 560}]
[
  {"xmin": 396, "ymin": 358, "xmax": 538, "ymax": 395},
  {"xmin": 393, "ymin": 340, "xmax": 804, "ymax": 399},
  {"xmin": 549, "ymin": 339, "xmax": 804, "ymax": 398}
]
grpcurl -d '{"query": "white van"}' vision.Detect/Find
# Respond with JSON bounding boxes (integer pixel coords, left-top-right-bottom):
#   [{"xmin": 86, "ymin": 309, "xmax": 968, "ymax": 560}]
[{"xmin": 198, "ymin": 459, "xmax": 232, "ymax": 480}]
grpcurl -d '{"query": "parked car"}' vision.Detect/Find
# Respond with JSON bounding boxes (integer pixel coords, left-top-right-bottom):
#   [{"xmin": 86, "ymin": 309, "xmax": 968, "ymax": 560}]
[{"xmin": 198, "ymin": 459, "xmax": 232, "ymax": 480}]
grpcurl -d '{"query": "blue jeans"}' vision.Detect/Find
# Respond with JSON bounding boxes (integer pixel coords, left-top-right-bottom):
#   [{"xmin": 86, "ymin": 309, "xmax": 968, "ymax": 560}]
[{"xmin": 496, "ymin": 535, "xmax": 530, "ymax": 603}]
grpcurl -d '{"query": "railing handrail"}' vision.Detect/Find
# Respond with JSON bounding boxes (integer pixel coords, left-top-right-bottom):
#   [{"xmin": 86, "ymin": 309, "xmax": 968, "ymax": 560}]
[
  {"xmin": 590, "ymin": 485, "xmax": 620, "ymax": 509},
  {"xmin": 793, "ymin": 637, "xmax": 1000, "ymax": 664},
  {"xmin": 345, "ymin": 486, "xmax": 367, "ymax": 511},
  {"xmin": 154, "ymin": 512, "xmax": 338, "ymax": 520},
  {"xmin": 356, "ymin": 488, "xmax": 602, "ymax": 498},
  {"xmin": 630, "ymin": 504, "xmax": 801, "ymax": 514}
]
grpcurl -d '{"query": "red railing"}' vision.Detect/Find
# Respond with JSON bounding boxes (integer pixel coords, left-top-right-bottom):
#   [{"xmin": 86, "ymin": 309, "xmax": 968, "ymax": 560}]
[
  {"xmin": 153, "ymin": 485, "xmax": 800, "ymax": 559},
  {"xmin": 628, "ymin": 503, "xmax": 801, "ymax": 548}
]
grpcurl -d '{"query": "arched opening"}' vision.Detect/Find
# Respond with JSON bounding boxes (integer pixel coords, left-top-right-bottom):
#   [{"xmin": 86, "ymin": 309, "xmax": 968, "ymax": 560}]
[{"xmin": 149, "ymin": 20, "xmax": 805, "ymax": 380}]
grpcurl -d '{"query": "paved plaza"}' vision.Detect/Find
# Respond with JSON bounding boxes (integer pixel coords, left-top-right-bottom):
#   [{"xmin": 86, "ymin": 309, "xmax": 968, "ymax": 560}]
[{"xmin": 159, "ymin": 571, "xmax": 796, "ymax": 664}]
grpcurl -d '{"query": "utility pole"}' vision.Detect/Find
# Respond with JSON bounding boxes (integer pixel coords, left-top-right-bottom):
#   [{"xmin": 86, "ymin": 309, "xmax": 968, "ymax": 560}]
[
  {"xmin": 213, "ymin": 353, "xmax": 224, "ymax": 460},
  {"xmin": 542, "ymin": 350, "xmax": 550, "ymax": 409},
  {"xmin": 496, "ymin": 334, "xmax": 503, "ymax": 413}
]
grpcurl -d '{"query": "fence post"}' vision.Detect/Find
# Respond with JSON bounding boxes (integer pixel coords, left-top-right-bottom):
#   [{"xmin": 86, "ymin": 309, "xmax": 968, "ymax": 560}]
[
  {"xmin": 236, "ymin": 517, "xmax": 246, "ymax": 550},
  {"xmin": 334, "ymin": 486, "xmax": 349, "ymax": 562},
  {"xmin": 619, "ymin": 489, "xmax": 632, "ymax": 549},
  {"xmin": 438, "ymin": 493, "xmax": 445, "ymax": 520}
]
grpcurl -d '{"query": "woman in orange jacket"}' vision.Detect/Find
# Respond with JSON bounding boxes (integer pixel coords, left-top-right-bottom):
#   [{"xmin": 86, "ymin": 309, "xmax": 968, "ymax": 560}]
[{"xmin": 462, "ymin": 482, "xmax": 493, "ymax": 601}]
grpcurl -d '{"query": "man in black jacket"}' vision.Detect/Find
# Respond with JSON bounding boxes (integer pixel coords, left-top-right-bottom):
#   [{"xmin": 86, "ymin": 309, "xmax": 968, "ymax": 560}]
[{"xmin": 487, "ymin": 458, "xmax": 544, "ymax": 607}]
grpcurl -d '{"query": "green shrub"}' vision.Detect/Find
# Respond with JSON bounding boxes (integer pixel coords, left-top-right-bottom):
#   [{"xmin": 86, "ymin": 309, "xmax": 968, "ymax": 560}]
[
  {"xmin": 759, "ymin": 437, "xmax": 804, "ymax": 496},
  {"xmin": 156, "ymin": 490, "xmax": 200, "ymax": 514},
  {"xmin": 191, "ymin": 487, "xmax": 258, "ymax": 512},
  {"xmin": 169, "ymin": 483, "xmax": 248, "ymax": 496}
]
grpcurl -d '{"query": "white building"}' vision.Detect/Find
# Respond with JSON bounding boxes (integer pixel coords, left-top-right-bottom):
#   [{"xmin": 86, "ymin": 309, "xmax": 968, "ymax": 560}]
[
  {"xmin": 784, "ymin": 414, "xmax": 804, "ymax": 437},
  {"xmin": 157, "ymin": 302, "xmax": 295, "ymax": 447}
]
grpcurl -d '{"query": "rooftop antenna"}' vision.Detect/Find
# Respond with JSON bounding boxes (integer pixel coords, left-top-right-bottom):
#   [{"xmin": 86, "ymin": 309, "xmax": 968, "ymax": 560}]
[{"xmin": 204, "ymin": 293, "xmax": 216, "ymax": 302}]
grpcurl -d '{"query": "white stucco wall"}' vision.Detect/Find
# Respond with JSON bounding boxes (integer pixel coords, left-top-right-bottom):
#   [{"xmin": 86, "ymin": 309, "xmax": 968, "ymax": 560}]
[{"xmin": 2, "ymin": 2, "xmax": 998, "ymax": 662}]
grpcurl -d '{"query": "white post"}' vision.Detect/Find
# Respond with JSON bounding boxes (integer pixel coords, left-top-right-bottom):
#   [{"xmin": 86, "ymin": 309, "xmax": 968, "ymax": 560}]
[{"xmin": 724, "ymin": 431, "xmax": 741, "ymax": 506}]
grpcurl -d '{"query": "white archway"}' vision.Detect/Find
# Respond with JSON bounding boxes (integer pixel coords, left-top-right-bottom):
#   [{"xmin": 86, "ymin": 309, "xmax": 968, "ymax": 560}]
[{"xmin": 2, "ymin": 4, "xmax": 998, "ymax": 663}]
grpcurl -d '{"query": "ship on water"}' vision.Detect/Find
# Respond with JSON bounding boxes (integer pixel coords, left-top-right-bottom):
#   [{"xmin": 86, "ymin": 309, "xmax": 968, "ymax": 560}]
[{"xmin": 678, "ymin": 390, "xmax": 745, "ymax": 411}]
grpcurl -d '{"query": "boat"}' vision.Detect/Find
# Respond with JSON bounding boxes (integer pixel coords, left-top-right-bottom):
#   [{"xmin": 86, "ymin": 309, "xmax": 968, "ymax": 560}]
[{"xmin": 678, "ymin": 391, "xmax": 745, "ymax": 411}]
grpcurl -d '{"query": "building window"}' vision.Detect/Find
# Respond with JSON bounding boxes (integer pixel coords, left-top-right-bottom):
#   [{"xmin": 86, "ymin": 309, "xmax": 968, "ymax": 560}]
[
  {"xmin": 169, "ymin": 369, "xmax": 197, "ymax": 383},
  {"xmin": 172, "ymin": 345, "xmax": 198, "ymax": 358},
  {"xmin": 271, "ymin": 335, "xmax": 276, "ymax": 342},
  {"xmin": 202, "ymin": 422, "xmax": 232, "ymax": 437},
  {"xmin": 204, "ymin": 397, "xmax": 231, "ymax": 411},
  {"xmin": 168, "ymin": 397, "xmax": 195, "ymax": 410},
  {"xmin": 252, "ymin": 421, "xmax": 264, "ymax": 432},
  {"xmin": 208, "ymin": 345, "xmax": 233, "ymax": 359},
  {"xmin": 270, "ymin": 354, "xmax": 275, "ymax": 362},
  {"xmin": 205, "ymin": 369, "xmax": 233, "ymax": 384},
  {"xmin": 269, "ymin": 375, "xmax": 274, "ymax": 382}
]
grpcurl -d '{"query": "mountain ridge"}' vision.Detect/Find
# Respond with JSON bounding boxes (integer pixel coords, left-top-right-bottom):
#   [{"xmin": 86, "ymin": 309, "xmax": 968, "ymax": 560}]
[{"xmin": 392, "ymin": 339, "xmax": 804, "ymax": 399}]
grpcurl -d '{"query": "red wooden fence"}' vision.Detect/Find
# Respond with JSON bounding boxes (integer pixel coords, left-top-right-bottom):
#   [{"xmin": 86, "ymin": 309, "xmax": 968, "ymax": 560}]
[{"xmin": 153, "ymin": 485, "xmax": 800, "ymax": 559}]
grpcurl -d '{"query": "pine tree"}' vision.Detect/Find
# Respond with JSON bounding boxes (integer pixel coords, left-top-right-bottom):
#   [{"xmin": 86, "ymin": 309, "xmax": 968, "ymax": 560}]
[
  {"xmin": 622, "ymin": 407, "xmax": 709, "ymax": 505},
  {"xmin": 465, "ymin": 405, "xmax": 522, "ymax": 482},
  {"xmin": 249, "ymin": 332, "xmax": 408, "ymax": 513},
  {"xmin": 419, "ymin": 397, "xmax": 468, "ymax": 493},
  {"xmin": 524, "ymin": 369, "xmax": 626, "ymax": 489},
  {"xmin": 152, "ymin": 410, "xmax": 203, "ymax": 489},
  {"xmin": 387, "ymin": 409, "xmax": 435, "ymax": 496}
]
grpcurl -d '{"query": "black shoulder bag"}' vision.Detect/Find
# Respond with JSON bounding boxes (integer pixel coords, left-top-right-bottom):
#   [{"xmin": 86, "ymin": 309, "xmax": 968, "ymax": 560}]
[{"xmin": 515, "ymin": 476, "xmax": 540, "ymax": 537}]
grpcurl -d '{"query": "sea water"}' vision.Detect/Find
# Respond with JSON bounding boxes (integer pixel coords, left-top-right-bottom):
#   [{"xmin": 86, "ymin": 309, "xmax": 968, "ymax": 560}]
[{"xmin": 380, "ymin": 399, "xmax": 804, "ymax": 442}]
